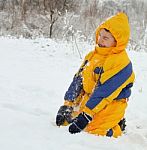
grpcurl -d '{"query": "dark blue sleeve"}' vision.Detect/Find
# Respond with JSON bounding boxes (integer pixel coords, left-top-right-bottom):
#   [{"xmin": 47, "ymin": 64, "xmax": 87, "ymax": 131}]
[
  {"xmin": 64, "ymin": 60, "xmax": 88, "ymax": 102},
  {"xmin": 64, "ymin": 75, "xmax": 83, "ymax": 101}
]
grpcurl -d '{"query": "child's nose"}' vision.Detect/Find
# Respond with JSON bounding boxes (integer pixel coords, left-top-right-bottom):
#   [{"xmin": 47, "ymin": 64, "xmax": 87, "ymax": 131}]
[{"xmin": 98, "ymin": 37, "xmax": 104, "ymax": 44}]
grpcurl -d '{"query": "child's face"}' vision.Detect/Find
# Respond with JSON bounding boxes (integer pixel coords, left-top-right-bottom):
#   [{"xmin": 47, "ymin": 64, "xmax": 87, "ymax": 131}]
[{"xmin": 98, "ymin": 29, "xmax": 117, "ymax": 48}]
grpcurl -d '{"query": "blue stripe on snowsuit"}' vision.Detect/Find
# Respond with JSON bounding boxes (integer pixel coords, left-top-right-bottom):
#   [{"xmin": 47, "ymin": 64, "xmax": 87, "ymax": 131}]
[
  {"xmin": 94, "ymin": 67, "xmax": 104, "ymax": 74},
  {"xmin": 114, "ymin": 83, "xmax": 133, "ymax": 100},
  {"xmin": 86, "ymin": 62, "xmax": 133, "ymax": 110}
]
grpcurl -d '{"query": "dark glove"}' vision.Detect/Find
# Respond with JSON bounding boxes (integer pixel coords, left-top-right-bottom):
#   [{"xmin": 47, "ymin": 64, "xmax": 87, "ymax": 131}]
[
  {"xmin": 69, "ymin": 112, "xmax": 92, "ymax": 134},
  {"xmin": 56, "ymin": 105, "xmax": 73, "ymax": 126}
]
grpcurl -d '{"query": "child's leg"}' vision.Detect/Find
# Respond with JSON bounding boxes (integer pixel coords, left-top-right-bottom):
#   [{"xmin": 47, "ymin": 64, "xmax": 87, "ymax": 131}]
[{"xmin": 85, "ymin": 99, "xmax": 127, "ymax": 137}]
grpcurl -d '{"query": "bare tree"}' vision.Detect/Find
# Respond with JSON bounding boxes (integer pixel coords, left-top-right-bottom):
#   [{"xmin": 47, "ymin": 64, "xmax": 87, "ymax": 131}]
[
  {"xmin": 0, "ymin": 0, "xmax": 146, "ymax": 48},
  {"xmin": 0, "ymin": 0, "xmax": 7, "ymax": 10},
  {"xmin": 44, "ymin": 0, "xmax": 75, "ymax": 38},
  {"xmin": 21, "ymin": 0, "xmax": 27, "ymax": 20}
]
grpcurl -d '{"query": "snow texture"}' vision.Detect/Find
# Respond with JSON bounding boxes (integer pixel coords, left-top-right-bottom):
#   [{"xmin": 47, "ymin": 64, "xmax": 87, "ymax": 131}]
[{"xmin": 0, "ymin": 37, "xmax": 147, "ymax": 150}]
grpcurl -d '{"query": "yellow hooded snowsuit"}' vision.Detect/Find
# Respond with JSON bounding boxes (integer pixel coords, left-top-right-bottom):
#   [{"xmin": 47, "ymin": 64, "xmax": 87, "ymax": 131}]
[{"xmin": 64, "ymin": 12, "xmax": 135, "ymax": 137}]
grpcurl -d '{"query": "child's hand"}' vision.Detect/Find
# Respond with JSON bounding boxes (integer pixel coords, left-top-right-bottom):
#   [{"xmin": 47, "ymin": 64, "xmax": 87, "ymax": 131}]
[
  {"xmin": 69, "ymin": 112, "xmax": 92, "ymax": 134},
  {"xmin": 56, "ymin": 105, "xmax": 73, "ymax": 126}
]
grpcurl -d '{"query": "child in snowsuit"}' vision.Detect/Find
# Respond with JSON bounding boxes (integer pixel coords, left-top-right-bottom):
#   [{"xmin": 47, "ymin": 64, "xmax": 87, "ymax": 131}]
[{"xmin": 56, "ymin": 12, "xmax": 135, "ymax": 138}]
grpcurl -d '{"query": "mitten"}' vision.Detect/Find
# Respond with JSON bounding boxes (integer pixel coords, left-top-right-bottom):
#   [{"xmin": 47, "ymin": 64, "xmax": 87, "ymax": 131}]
[
  {"xmin": 56, "ymin": 105, "xmax": 73, "ymax": 126},
  {"xmin": 69, "ymin": 112, "xmax": 92, "ymax": 134}
]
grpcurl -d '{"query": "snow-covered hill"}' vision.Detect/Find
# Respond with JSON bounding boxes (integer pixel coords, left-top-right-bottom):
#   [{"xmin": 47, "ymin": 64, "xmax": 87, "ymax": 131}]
[{"xmin": 0, "ymin": 37, "xmax": 147, "ymax": 150}]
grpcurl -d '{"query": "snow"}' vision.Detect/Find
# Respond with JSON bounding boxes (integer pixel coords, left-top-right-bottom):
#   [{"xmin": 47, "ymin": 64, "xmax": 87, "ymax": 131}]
[{"xmin": 0, "ymin": 37, "xmax": 147, "ymax": 150}]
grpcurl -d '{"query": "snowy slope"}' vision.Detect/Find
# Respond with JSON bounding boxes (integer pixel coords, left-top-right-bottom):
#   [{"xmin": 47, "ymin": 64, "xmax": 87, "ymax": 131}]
[{"xmin": 0, "ymin": 37, "xmax": 147, "ymax": 150}]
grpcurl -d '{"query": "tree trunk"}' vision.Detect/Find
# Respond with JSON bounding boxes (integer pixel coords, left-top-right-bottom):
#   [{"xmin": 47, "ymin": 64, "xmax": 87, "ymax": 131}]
[{"xmin": 21, "ymin": 0, "xmax": 26, "ymax": 21}]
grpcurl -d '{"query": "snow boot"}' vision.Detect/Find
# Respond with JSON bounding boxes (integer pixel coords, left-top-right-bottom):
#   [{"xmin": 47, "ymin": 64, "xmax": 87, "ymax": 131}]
[{"xmin": 118, "ymin": 118, "xmax": 126, "ymax": 131}]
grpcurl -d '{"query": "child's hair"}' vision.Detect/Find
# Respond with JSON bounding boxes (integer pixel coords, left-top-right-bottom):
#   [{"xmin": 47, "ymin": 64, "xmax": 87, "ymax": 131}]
[
  {"xmin": 104, "ymin": 28, "xmax": 117, "ymax": 42},
  {"xmin": 104, "ymin": 28, "xmax": 110, "ymax": 32}
]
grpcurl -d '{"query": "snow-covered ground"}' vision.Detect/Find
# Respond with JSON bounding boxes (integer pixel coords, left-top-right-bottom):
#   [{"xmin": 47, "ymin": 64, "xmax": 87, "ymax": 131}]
[{"xmin": 0, "ymin": 37, "xmax": 147, "ymax": 150}]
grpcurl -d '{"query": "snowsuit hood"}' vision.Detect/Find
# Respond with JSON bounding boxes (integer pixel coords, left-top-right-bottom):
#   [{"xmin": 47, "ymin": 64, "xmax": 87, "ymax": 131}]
[{"xmin": 95, "ymin": 12, "xmax": 130, "ymax": 55}]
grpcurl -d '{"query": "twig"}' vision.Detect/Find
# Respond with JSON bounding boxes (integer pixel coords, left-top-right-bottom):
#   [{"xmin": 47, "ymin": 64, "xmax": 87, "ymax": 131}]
[{"xmin": 73, "ymin": 34, "xmax": 82, "ymax": 59}]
